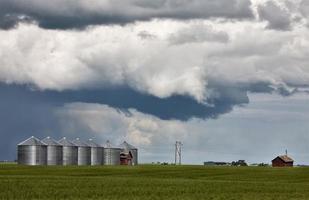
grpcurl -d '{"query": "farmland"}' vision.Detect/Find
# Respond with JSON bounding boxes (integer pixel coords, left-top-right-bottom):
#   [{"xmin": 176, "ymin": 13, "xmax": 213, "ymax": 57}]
[{"xmin": 0, "ymin": 164, "xmax": 309, "ymax": 200}]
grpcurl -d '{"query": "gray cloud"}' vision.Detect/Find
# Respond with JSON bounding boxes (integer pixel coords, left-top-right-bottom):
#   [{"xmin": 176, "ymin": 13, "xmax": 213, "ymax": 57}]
[
  {"xmin": 0, "ymin": 0, "xmax": 254, "ymax": 29},
  {"xmin": 137, "ymin": 31, "xmax": 157, "ymax": 40},
  {"xmin": 0, "ymin": 83, "xmax": 250, "ymax": 161},
  {"xmin": 257, "ymin": 1, "xmax": 292, "ymax": 30},
  {"xmin": 169, "ymin": 23, "xmax": 229, "ymax": 45},
  {"xmin": 0, "ymin": 84, "xmax": 63, "ymax": 161},
  {"xmin": 1, "ymin": 83, "xmax": 309, "ymax": 163},
  {"xmin": 0, "ymin": 14, "xmax": 34, "ymax": 29},
  {"xmin": 300, "ymin": 0, "xmax": 309, "ymax": 26}
]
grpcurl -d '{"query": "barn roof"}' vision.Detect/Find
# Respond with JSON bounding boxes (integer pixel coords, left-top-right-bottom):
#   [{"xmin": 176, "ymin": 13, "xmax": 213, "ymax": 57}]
[{"xmin": 273, "ymin": 155, "xmax": 294, "ymax": 163}]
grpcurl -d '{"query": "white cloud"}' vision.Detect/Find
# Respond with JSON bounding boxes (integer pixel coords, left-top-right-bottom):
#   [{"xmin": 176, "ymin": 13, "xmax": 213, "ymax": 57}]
[
  {"xmin": 0, "ymin": 17, "xmax": 309, "ymax": 102},
  {"xmin": 56, "ymin": 103, "xmax": 190, "ymax": 147},
  {"xmin": 0, "ymin": 22, "xmax": 209, "ymax": 101}
]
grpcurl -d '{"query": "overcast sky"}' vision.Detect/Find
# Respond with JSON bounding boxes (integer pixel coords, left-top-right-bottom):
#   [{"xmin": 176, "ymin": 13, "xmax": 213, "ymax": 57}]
[{"xmin": 0, "ymin": 0, "xmax": 309, "ymax": 164}]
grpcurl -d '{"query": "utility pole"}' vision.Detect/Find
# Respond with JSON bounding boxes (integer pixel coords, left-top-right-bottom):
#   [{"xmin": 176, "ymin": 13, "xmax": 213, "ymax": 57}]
[{"xmin": 175, "ymin": 141, "xmax": 183, "ymax": 165}]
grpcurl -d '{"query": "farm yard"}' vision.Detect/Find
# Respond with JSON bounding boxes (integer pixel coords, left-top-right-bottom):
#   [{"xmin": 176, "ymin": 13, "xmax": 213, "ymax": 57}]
[{"xmin": 0, "ymin": 164, "xmax": 309, "ymax": 200}]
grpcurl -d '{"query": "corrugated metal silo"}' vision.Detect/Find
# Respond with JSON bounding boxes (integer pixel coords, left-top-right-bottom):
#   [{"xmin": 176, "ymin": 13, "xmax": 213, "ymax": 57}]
[
  {"xmin": 41, "ymin": 136, "xmax": 63, "ymax": 165},
  {"xmin": 17, "ymin": 136, "xmax": 47, "ymax": 165},
  {"xmin": 86, "ymin": 139, "xmax": 104, "ymax": 165},
  {"xmin": 58, "ymin": 137, "xmax": 78, "ymax": 165},
  {"xmin": 103, "ymin": 140, "xmax": 121, "ymax": 165},
  {"xmin": 72, "ymin": 138, "xmax": 91, "ymax": 166},
  {"xmin": 119, "ymin": 141, "xmax": 138, "ymax": 165}
]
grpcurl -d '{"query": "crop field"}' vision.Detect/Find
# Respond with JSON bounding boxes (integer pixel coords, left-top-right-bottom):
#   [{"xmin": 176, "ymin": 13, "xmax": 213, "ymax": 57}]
[{"xmin": 0, "ymin": 164, "xmax": 309, "ymax": 200}]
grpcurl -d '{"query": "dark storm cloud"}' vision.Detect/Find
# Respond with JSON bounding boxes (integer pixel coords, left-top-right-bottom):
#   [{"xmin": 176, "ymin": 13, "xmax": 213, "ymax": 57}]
[
  {"xmin": 0, "ymin": 14, "xmax": 34, "ymax": 29},
  {"xmin": 0, "ymin": 83, "xmax": 250, "ymax": 120},
  {"xmin": 0, "ymin": 79, "xmax": 300, "ymax": 161},
  {"xmin": 0, "ymin": 82, "xmax": 254, "ymax": 160},
  {"xmin": 0, "ymin": 84, "xmax": 63, "ymax": 161},
  {"xmin": 0, "ymin": 0, "xmax": 254, "ymax": 29}
]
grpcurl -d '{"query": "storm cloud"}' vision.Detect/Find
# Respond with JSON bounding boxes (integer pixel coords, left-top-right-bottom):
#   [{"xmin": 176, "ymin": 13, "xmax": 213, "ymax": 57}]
[
  {"xmin": 0, "ymin": 83, "xmax": 250, "ymax": 160},
  {"xmin": 0, "ymin": 0, "xmax": 253, "ymax": 29},
  {"xmin": 1, "ymin": 0, "xmax": 309, "ymax": 163}
]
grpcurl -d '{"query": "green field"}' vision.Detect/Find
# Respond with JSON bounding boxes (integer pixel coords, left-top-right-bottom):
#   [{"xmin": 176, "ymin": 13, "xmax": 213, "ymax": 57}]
[{"xmin": 1, "ymin": 164, "xmax": 309, "ymax": 200}]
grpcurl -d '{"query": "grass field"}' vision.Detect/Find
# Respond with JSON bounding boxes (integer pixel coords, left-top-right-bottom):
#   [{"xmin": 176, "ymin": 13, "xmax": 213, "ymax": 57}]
[{"xmin": 0, "ymin": 164, "xmax": 309, "ymax": 200}]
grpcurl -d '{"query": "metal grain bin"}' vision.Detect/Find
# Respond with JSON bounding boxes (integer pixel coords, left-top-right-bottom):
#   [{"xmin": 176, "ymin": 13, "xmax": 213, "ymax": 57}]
[
  {"xmin": 119, "ymin": 141, "xmax": 138, "ymax": 165},
  {"xmin": 17, "ymin": 136, "xmax": 47, "ymax": 165},
  {"xmin": 103, "ymin": 140, "xmax": 121, "ymax": 165},
  {"xmin": 58, "ymin": 137, "xmax": 78, "ymax": 165},
  {"xmin": 86, "ymin": 139, "xmax": 104, "ymax": 165},
  {"xmin": 41, "ymin": 137, "xmax": 63, "ymax": 165},
  {"xmin": 72, "ymin": 138, "xmax": 91, "ymax": 166}
]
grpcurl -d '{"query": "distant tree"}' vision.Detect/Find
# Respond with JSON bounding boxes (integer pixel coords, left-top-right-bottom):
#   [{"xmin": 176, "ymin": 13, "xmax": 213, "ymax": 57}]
[
  {"xmin": 258, "ymin": 163, "xmax": 269, "ymax": 167},
  {"xmin": 231, "ymin": 160, "xmax": 248, "ymax": 166}
]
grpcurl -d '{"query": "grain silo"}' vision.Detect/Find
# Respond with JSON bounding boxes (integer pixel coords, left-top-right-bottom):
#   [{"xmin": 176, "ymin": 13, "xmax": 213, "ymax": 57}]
[
  {"xmin": 86, "ymin": 139, "xmax": 104, "ymax": 165},
  {"xmin": 119, "ymin": 141, "xmax": 138, "ymax": 165},
  {"xmin": 17, "ymin": 136, "xmax": 47, "ymax": 165},
  {"xmin": 72, "ymin": 138, "xmax": 91, "ymax": 166},
  {"xmin": 103, "ymin": 140, "xmax": 121, "ymax": 165},
  {"xmin": 58, "ymin": 137, "xmax": 78, "ymax": 165},
  {"xmin": 41, "ymin": 136, "xmax": 63, "ymax": 165}
]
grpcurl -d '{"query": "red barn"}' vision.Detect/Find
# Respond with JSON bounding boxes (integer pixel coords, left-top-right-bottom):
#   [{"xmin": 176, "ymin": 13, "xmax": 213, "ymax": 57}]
[
  {"xmin": 272, "ymin": 155, "xmax": 294, "ymax": 167},
  {"xmin": 120, "ymin": 151, "xmax": 133, "ymax": 165}
]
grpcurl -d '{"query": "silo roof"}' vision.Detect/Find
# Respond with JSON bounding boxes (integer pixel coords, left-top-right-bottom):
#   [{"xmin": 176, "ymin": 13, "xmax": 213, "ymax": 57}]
[
  {"xmin": 103, "ymin": 140, "xmax": 121, "ymax": 149},
  {"xmin": 85, "ymin": 139, "xmax": 102, "ymax": 147},
  {"xmin": 41, "ymin": 136, "xmax": 61, "ymax": 146},
  {"xmin": 119, "ymin": 141, "xmax": 137, "ymax": 150},
  {"xmin": 71, "ymin": 138, "xmax": 89, "ymax": 147},
  {"xmin": 18, "ymin": 136, "xmax": 47, "ymax": 146},
  {"xmin": 58, "ymin": 137, "xmax": 76, "ymax": 146}
]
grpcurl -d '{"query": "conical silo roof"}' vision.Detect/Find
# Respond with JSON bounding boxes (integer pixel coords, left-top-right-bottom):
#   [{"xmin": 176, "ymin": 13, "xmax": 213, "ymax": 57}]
[
  {"xmin": 103, "ymin": 140, "xmax": 121, "ymax": 149},
  {"xmin": 119, "ymin": 141, "xmax": 137, "ymax": 150},
  {"xmin": 18, "ymin": 136, "xmax": 47, "ymax": 146},
  {"xmin": 41, "ymin": 136, "xmax": 61, "ymax": 146},
  {"xmin": 58, "ymin": 137, "xmax": 76, "ymax": 146},
  {"xmin": 72, "ymin": 138, "xmax": 89, "ymax": 147},
  {"xmin": 86, "ymin": 139, "xmax": 102, "ymax": 147}
]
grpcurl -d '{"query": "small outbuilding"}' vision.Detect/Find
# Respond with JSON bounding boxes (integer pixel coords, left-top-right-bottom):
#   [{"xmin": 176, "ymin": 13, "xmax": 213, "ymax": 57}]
[
  {"xmin": 272, "ymin": 155, "xmax": 294, "ymax": 167},
  {"xmin": 119, "ymin": 141, "xmax": 138, "ymax": 165},
  {"xmin": 120, "ymin": 151, "xmax": 133, "ymax": 165}
]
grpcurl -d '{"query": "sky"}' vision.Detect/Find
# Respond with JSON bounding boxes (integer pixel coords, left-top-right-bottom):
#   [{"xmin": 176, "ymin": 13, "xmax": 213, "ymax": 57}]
[{"xmin": 0, "ymin": 0, "xmax": 309, "ymax": 164}]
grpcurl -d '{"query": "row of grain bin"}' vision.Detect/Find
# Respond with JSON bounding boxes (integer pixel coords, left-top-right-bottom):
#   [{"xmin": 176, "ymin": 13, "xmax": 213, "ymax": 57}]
[{"xmin": 17, "ymin": 136, "xmax": 138, "ymax": 166}]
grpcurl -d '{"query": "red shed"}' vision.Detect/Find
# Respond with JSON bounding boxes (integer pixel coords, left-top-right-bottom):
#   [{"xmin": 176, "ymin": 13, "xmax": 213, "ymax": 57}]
[
  {"xmin": 272, "ymin": 155, "xmax": 294, "ymax": 167},
  {"xmin": 120, "ymin": 151, "xmax": 133, "ymax": 165}
]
